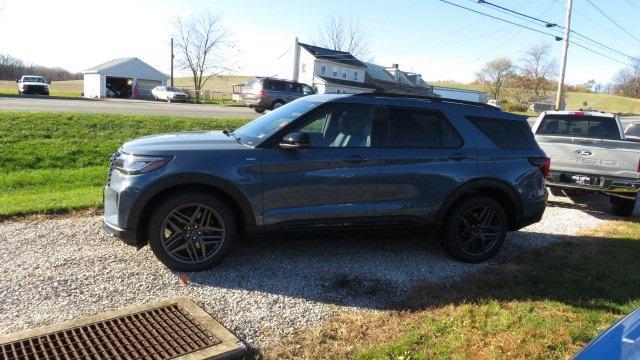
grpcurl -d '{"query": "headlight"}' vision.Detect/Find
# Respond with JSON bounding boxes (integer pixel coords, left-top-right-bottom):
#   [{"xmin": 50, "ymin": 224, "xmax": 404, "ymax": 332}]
[{"xmin": 113, "ymin": 153, "xmax": 172, "ymax": 175}]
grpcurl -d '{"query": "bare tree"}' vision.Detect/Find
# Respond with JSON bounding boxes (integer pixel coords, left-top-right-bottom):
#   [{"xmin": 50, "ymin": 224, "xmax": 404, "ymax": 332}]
[
  {"xmin": 612, "ymin": 59, "xmax": 640, "ymax": 98},
  {"xmin": 519, "ymin": 43, "xmax": 558, "ymax": 97},
  {"xmin": 475, "ymin": 57, "xmax": 514, "ymax": 99},
  {"xmin": 312, "ymin": 15, "xmax": 371, "ymax": 60},
  {"xmin": 173, "ymin": 12, "xmax": 232, "ymax": 98}
]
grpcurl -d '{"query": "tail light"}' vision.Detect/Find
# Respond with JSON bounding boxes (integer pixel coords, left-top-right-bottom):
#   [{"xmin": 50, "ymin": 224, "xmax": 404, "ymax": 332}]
[
  {"xmin": 258, "ymin": 90, "xmax": 267, "ymax": 98},
  {"xmin": 637, "ymin": 158, "xmax": 640, "ymax": 173},
  {"xmin": 529, "ymin": 157, "xmax": 551, "ymax": 178}
]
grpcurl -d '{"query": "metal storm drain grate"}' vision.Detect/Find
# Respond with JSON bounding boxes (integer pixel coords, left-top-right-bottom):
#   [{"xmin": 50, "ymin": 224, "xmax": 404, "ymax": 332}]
[{"xmin": 0, "ymin": 298, "xmax": 245, "ymax": 360}]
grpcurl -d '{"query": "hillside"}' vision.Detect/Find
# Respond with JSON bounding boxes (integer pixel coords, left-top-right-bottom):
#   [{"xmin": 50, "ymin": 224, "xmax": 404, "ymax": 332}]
[{"xmin": 431, "ymin": 80, "xmax": 640, "ymax": 115}]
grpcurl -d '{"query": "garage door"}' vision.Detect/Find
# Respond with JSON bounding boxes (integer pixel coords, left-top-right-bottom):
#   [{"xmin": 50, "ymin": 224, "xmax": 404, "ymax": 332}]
[{"xmin": 137, "ymin": 79, "xmax": 162, "ymax": 99}]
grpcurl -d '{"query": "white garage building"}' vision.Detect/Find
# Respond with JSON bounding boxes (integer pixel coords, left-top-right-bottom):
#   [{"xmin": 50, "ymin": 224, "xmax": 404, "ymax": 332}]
[{"xmin": 83, "ymin": 57, "xmax": 168, "ymax": 99}]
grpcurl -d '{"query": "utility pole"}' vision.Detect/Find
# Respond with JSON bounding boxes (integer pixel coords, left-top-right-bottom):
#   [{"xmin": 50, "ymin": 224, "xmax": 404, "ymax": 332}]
[
  {"xmin": 170, "ymin": 37, "xmax": 174, "ymax": 87},
  {"xmin": 555, "ymin": 0, "xmax": 573, "ymax": 110}
]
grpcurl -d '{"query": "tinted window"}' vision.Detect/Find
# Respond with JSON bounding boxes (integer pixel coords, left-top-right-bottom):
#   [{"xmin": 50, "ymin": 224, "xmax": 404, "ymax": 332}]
[
  {"xmin": 290, "ymin": 103, "xmax": 374, "ymax": 148},
  {"xmin": 468, "ymin": 116, "xmax": 534, "ymax": 149},
  {"xmin": 536, "ymin": 115, "xmax": 620, "ymax": 140},
  {"xmin": 287, "ymin": 82, "xmax": 301, "ymax": 93},
  {"xmin": 626, "ymin": 123, "xmax": 640, "ymax": 137},
  {"xmin": 264, "ymin": 79, "xmax": 286, "ymax": 91},
  {"xmin": 383, "ymin": 108, "xmax": 463, "ymax": 148}
]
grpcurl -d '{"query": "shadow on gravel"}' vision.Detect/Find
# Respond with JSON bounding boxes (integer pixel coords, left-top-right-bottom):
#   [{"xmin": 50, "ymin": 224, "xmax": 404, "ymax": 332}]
[{"xmin": 185, "ymin": 230, "xmax": 573, "ymax": 310}]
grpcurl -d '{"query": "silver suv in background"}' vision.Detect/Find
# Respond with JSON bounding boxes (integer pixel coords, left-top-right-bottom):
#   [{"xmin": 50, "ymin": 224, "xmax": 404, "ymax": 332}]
[
  {"xmin": 240, "ymin": 77, "xmax": 314, "ymax": 113},
  {"xmin": 532, "ymin": 111, "xmax": 640, "ymax": 216}
]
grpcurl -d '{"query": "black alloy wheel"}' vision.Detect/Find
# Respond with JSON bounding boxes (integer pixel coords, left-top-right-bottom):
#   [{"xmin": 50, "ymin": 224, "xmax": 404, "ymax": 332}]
[
  {"xmin": 148, "ymin": 192, "xmax": 236, "ymax": 271},
  {"xmin": 440, "ymin": 196, "xmax": 507, "ymax": 263}
]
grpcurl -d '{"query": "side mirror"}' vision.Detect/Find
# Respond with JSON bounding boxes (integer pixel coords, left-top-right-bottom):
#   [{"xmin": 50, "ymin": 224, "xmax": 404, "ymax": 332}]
[
  {"xmin": 279, "ymin": 132, "xmax": 311, "ymax": 149},
  {"xmin": 16, "ymin": 79, "xmax": 20, "ymax": 83}
]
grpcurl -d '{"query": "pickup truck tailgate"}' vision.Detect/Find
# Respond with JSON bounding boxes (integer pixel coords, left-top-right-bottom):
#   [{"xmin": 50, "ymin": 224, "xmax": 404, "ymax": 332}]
[{"xmin": 537, "ymin": 135, "xmax": 640, "ymax": 179}]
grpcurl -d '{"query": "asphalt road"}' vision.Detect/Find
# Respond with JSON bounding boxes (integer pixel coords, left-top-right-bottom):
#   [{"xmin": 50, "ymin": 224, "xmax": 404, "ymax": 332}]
[{"xmin": 0, "ymin": 96, "xmax": 258, "ymax": 118}]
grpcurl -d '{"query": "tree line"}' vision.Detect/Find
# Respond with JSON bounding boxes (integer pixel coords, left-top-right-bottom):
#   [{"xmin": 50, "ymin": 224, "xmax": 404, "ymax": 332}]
[{"xmin": 0, "ymin": 54, "xmax": 82, "ymax": 81}]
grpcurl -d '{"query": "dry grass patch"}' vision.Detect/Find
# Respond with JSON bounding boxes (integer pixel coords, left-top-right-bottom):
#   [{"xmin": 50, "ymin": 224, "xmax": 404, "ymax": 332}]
[{"xmin": 264, "ymin": 220, "xmax": 640, "ymax": 359}]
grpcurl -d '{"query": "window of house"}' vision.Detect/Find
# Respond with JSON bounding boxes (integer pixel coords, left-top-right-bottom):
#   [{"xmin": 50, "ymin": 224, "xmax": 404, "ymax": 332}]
[
  {"xmin": 354, "ymin": 71, "xmax": 358, "ymax": 81},
  {"xmin": 383, "ymin": 108, "xmax": 463, "ymax": 148},
  {"xmin": 342, "ymin": 70, "xmax": 347, "ymax": 79},
  {"xmin": 320, "ymin": 65, "xmax": 326, "ymax": 75},
  {"xmin": 332, "ymin": 66, "xmax": 338, "ymax": 77}
]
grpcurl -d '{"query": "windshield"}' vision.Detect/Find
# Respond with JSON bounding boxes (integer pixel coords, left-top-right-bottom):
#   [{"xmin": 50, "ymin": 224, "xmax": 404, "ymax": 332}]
[
  {"xmin": 234, "ymin": 99, "xmax": 321, "ymax": 145},
  {"xmin": 23, "ymin": 77, "xmax": 45, "ymax": 83},
  {"xmin": 166, "ymin": 87, "xmax": 180, "ymax": 92},
  {"xmin": 626, "ymin": 123, "xmax": 640, "ymax": 137}
]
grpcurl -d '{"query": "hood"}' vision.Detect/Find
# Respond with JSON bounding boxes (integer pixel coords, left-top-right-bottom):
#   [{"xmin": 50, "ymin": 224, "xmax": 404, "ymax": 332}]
[{"xmin": 121, "ymin": 131, "xmax": 248, "ymax": 154}]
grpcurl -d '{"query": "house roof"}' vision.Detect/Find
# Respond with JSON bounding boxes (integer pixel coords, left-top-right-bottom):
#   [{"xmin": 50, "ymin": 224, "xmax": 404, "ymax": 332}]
[
  {"xmin": 84, "ymin": 58, "xmax": 135, "ymax": 72},
  {"xmin": 316, "ymin": 75, "xmax": 376, "ymax": 89},
  {"xmin": 364, "ymin": 62, "xmax": 430, "ymax": 88},
  {"xmin": 299, "ymin": 43, "xmax": 365, "ymax": 67},
  {"xmin": 83, "ymin": 57, "xmax": 168, "ymax": 78}
]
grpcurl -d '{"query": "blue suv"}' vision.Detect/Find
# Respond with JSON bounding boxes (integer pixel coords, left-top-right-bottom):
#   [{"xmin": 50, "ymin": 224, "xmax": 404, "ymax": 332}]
[{"xmin": 103, "ymin": 94, "xmax": 549, "ymax": 271}]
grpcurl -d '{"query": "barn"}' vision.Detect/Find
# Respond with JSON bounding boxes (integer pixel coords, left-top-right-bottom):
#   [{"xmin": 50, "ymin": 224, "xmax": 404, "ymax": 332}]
[{"xmin": 83, "ymin": 58, "xmax": 167, "ymax": 99}]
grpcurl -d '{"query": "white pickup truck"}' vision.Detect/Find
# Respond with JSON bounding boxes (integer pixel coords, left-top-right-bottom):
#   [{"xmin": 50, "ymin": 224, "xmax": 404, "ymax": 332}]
[
  {"xmin": 532, "ymin": 111, "xmax": 640, "ymax": 217},
  {"xmin": 16, "ymin": 75, "xmax": 50, "ymax": 95}
]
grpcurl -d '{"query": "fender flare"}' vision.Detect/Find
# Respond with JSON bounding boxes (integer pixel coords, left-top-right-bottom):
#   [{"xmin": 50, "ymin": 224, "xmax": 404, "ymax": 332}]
[
  {"xmin": 128, "ymin": 172, "xmax": 257, "ymax": 236},
  {"xmin": 434, "ymin": 178, "xmax": 522, "ymax": 230}
]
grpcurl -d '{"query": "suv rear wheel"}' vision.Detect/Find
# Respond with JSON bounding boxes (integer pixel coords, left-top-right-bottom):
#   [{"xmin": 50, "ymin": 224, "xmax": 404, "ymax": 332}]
[
  {"xmin": 440, "ymin": 196, "xmax": 508, "ymax": 263},
  {"xmin": 611, "ymin": 196, "xmax": 635, "ymax": 217},
  {"xmin": 272, "ymin": 100, "xmax": 285, "ymax": 110},
  {"xmin": 147, "ymin": 191, "xmax": 237, "ymax": 271}
]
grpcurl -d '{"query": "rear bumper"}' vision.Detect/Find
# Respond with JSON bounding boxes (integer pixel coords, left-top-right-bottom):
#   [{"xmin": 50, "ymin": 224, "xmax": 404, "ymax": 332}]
[{"xmin": 547, "ymin": 171, "xmax": 640, "ymax": 199}]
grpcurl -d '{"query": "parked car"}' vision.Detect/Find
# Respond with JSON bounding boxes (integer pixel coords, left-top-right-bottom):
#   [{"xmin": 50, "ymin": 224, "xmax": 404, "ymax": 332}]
[
  {"xmin": 532, "ymin": 111, "xmax": 640, "ymax": 216},
  {"xmin": 16, "ymin": 75, "xmax": 50, "ymax": 95},
  {"xmin": 625, "ymin": 122, "xmax": 640, "ymax": 142},
  {"xmin": 487, "ymin": 99, "xmax": 502, "ymax": 109},
  {"xmin": 240, "ymin": 77, "xmax": 314, "ymax": 113},
  {"xmin": 103, "ymin": 93, "xmax": 549, "ymax": 271},
  {"xmin": 574, "ymin": 307, "xmax": 640, "ymax": 360},
  {"xmin": 151, "ymin": 86, "xmax": 189, "ymax": 103}
]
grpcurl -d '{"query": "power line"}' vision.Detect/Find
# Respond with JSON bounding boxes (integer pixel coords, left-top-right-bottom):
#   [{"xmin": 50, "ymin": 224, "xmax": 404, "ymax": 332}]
[
  {"xmin": 624, "ymin": 0, "xmax": 640, "ymax": 12},
  {"xmin": 585, "ymin": 0, "xmax": 640, "ymax": 43},
  {"xmin": 474, "ymin": 0, "xmax": 640, "ymax": 62},
  {"xmin": 477, "ymin": 0, "xmax": 559, "ymax": 28},
  {"xmin": 438, "ymin": 0, "xmax": 637, "ymax": 69},
  {"xmin": 438, "ymin": 0, "xmax": 563, "ymax": 40}
]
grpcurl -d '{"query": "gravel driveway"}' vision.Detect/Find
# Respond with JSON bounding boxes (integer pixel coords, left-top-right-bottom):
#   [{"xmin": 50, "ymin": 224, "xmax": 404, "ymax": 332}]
[{"xmin": 0, "ymin": 193, "xmax": 628, "ymax": 346}]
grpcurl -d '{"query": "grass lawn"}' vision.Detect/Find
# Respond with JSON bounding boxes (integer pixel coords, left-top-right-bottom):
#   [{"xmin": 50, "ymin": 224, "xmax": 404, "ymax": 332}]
[
  {"xmin": 0, "ymin": 112, "xmax": 251, "ymax": 218},
  {"xmin": 267, "ymin": 220, "xmax": 640, "ymax": 359}
]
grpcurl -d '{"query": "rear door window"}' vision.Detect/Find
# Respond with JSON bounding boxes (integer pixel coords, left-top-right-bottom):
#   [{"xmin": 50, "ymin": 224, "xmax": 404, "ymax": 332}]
[
  {"xmin": 536, "ymin": 115, "xmax": 621, "ymax": 140},
  {"xmin": 382, "ymin": 108, "xmax": 463, "ymax": 148},
  {"xmin": 467, "ymin": 116, "xmax": 534, "ymax": 149}
]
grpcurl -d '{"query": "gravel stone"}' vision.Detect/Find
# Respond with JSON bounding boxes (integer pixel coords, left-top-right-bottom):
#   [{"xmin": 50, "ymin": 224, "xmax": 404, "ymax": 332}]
[{"xmin": 0, "ymin": 193, "xmax": 629, "ymax": 346}]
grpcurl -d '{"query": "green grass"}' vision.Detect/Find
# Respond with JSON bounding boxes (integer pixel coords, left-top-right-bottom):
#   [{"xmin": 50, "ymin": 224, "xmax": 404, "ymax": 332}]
[
  {"xmin": 268, "ymin": 220, "xmax": 640, "ymax": 359},
  {"xmin": 0, "ymin": 112, "xmax": 251, "ymax": 217},
  {"xmin": 566, "ymin": 92, "xmax": 640, "ymax": 114}
]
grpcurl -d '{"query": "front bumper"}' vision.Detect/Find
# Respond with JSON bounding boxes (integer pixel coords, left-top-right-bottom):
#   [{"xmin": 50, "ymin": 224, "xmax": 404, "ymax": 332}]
[
  {"xmin": 547, "ymin": 171, "xmax": 640, "ymax": 200},
  {"xmin": 103, "ymin": 219, "xmax": 139, "ymax": 247}
]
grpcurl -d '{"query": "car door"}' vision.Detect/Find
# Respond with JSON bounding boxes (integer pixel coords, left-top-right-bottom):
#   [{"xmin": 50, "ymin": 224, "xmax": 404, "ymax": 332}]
[
  {"xmin": 261, "ymin": 102, "xmax": 380, "ymax": 228},
  {"xmin": 374, "ymin": 106, "xmax": 476, "ymax": 225}
]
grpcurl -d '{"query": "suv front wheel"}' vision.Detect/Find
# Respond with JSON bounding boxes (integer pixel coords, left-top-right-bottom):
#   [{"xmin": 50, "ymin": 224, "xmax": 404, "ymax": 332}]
[
  {"xmin": 440, "ymin": 196, "xmax": 508, "ymax": 263},
  {"xmin": 147, "ymin": 191, "xmax": 237, "ymax": 271}
]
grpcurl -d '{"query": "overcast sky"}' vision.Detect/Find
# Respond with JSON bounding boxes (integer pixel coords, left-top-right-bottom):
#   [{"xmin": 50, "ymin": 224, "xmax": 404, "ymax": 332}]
[{"xmin": 1, "ymin": 0, "xmax": 638, "ymax": 85}]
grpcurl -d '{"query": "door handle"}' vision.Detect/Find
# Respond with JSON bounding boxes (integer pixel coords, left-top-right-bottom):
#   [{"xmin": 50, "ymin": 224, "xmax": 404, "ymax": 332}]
[{"xmin": 343, "ymin": 155, "xmax": 368, "ymax": 164}]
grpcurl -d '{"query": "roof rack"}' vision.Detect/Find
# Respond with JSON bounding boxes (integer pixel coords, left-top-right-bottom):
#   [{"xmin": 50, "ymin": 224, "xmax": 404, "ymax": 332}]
[{"xmin": 353, "ymin": 92, "xmax": 499, "ymax": 110}]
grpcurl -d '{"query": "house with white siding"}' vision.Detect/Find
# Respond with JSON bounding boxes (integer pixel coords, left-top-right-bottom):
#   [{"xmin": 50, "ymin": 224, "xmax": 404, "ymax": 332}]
[{"xmin": 292, "ymin": 39, "xmax": 433, "ymax": 96}]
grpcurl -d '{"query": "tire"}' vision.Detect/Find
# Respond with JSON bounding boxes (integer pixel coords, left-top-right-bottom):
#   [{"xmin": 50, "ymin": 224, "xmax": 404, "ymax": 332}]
[
  {"xmin": 147, "ymin": 191, "xmax": 238, "ymax": 271},
  {"xmin": 611, "ymin": 196, "xmax": 635, "ymax": 217},
  {"xmin": 439, "ymin": 196, "xmax": 508, "ymax": 263},
  {"xmin": 254, "ymin": 106, "xmax": 265, "ymax": 113},
  {"xmin": 272, "ymin": 100, "xmax": 285, "ymax": 110},
  {"xmin": 549, "ymin": 187, "xmax": 564, "ymax": 197}
]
